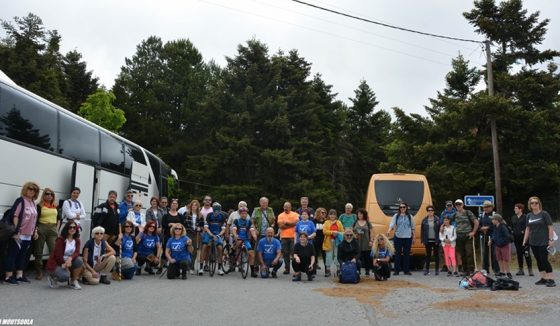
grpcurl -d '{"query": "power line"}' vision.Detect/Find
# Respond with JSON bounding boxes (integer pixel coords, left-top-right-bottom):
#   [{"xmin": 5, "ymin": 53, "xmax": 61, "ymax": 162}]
[{"xmin": 291, "ymin": 0, "xmax": 483, "ymax": 44}]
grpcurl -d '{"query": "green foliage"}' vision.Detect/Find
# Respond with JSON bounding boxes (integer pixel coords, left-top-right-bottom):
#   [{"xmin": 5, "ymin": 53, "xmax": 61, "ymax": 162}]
[{"xmin": 78, "ymin": 89, "xmax": 126, "ymax": 132}]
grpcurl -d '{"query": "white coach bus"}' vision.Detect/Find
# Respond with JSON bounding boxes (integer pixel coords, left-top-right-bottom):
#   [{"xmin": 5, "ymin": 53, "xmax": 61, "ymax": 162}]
[{"xmin": 0, "ymin": 70, "xmax": 178, "ymax": 254}]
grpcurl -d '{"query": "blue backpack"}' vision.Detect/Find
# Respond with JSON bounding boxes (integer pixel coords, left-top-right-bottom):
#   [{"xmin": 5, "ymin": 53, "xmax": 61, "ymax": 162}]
[{"xmin": 339, "ymin": 261, "xmax": 360, "ymax": 284}]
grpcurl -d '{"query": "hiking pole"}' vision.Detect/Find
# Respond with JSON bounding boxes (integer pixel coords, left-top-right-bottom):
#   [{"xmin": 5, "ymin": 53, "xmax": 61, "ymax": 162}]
[
  {"xmin": 479, "ymin": 234, "xmax": 483, "ymax": 270},
  {"xmin": 472, "ymin": 237, "xmax": 478, "ymax": 271}
]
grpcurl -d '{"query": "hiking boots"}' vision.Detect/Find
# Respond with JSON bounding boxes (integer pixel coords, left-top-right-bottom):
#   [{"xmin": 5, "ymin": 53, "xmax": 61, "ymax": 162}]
[
  {"xmin": 535, "ymin": 278, "xmax": 548, "ymax": 285},
  {"xmin": 546, "ymin": 279, "xmax": 556, "ymax": 287},
  {"xmin": 99, "ymin": 275, "xmax": 111, "ymax": 284},
  {"xmin": 515, "ymin": 270, "xmax": 524, "ymax": 276}
]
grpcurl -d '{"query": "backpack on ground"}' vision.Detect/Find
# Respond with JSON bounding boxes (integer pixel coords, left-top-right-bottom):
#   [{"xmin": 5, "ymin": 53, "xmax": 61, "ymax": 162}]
[
  {"xmin": 491, "ymin": 277, "xmax": 520, "ymax": 291},
  {"xmin": 459, "ymin": 271, "xmax": 494, "ymax": 289},
  {"xmin": 339, "ymin": 261, "xmax": 360, "ymax": 284}
]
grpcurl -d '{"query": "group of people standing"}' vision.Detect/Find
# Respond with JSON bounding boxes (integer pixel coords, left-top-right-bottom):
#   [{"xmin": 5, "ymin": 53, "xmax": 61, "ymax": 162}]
[{"xmin": 1, "ymin": 183, "xmax": 556, "ymax": 289}]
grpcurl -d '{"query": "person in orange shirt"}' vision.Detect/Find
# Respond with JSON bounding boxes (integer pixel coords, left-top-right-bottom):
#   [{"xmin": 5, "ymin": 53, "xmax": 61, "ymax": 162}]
[{"xmin": 277, "ymin": 202, "xmax": 299, "ymax": 274}]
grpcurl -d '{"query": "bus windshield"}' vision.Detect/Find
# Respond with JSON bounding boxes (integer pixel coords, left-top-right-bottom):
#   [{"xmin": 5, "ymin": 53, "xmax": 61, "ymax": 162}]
[{"xmin": 374, "ymin": 180, "xmax": 424, "ymax": 216}]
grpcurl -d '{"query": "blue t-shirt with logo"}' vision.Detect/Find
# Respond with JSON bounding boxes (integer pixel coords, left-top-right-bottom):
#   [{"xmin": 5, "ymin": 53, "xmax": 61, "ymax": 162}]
[
  {"xmin": 257, "ymin": 237, "xmax": 282, "ymax": 262},
  {"xmin": 166, "ymin": 235, "xmax": 191, "ymax": 261},
  {"xmin": 205, "ymin": 212, "xmax": 226, "ymax": 235},
  {"xmin": 295, "ymin": 220, "xmax": 316, "ymax": 243},
  {"xmin": 138, "ymin": 233, "xmax": 160, "ymax": 257},
  {"xmin": 121, "ymin": 234, "xmax": 136, "ymax": 258},
  {"xmin": 233, "ymin": 218, "xmax": 252, "ymax": 240}
]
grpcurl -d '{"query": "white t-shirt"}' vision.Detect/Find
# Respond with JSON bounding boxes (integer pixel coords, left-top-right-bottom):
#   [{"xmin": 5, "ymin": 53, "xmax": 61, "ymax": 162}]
[
  {"xmin": 63, "ymin": 239, "xmax": 76, "ymax": 261},
  {"xmin": 93, "ymin": 242, "xmax": 101, "ymax": 267}
]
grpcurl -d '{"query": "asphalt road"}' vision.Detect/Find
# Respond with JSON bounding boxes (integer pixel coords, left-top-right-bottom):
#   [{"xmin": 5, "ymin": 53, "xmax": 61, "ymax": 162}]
[{"xmin": 1, "ymin": 262, "xmax": 559, "ymax": 326}]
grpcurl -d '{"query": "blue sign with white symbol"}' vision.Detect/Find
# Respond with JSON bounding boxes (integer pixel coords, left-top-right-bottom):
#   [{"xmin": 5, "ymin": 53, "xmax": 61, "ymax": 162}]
[{"xmin": 464, "ymin": 195, "xmax": 495, "ymax": 207}]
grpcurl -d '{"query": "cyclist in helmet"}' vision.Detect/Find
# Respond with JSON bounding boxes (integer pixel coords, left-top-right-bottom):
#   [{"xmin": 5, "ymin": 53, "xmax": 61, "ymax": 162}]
[
  {"xmin": 200, "ymin": 202, "xmax": 226, "ymax": 275},
  {"xmin": 232, "ymin": 207, "xmax": 258, "ymax": 277}
]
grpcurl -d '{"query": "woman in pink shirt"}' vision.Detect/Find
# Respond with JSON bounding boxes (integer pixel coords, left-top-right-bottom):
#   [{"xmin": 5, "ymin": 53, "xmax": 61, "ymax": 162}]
[{"xmin": 3, "ymin": 182, "xmax": 40, "ymax": 285}]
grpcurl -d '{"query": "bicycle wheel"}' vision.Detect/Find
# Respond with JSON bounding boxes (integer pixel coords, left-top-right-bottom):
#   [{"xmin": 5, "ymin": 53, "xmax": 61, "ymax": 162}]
[
  {"xmin": 221, "ymin": 245, "xmax": 232, "ymax": 274},
  {"xmin": 209, "ymin": 241, "xmax": 217, "ymax": 277},
  {"xmin": 240, "ymin": 248, "xmax": 249, "ymax": 279}
]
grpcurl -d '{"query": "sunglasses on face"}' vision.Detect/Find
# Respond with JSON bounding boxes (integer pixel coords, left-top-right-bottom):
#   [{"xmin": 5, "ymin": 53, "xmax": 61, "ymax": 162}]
[
  {"xmin": 530, "ymin": 202, "xmax": 539, "ymax": 205},
  {"xmin": 94, "ymin": 232, "xmax": 104, "ymax": 235},
  {"xmin": 174, "ymin": 228, "xmax": 183, "ymax": 231},
  {"xmin": 345, "ymin": 234, "xmax": 353, "ymax": 237},
  {"xmin": 125, "ymin": 225, "xmax": 133, "ymax": 228},
  {"xmin": 400, "ymin": 206, "xmax": 406, "ymax": 209},
  {"xmin": 134, "ymin": 205, "xmax": 142, "ymax": 207},
  {"xmin": 44, "ymin": 192, "xmax": 53, "ymax": 196},
  {"xmin": 28, "ymin": 188, "xmax": 38, "ymax": 192},
  {"xmin": 455, "ymin": 203, "xmax": 463, "ymax": 206},
  {"xmin": 68, "ymin": 226, "xmax": 77, "ymax": 230}
]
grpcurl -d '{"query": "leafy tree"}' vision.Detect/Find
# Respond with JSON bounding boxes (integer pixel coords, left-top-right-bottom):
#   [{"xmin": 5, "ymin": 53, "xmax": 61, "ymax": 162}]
[
  {"xmin": 62, "ymin": 50, "xmax": 99, "ymax": 112},
  {"xmin": 78, "ymin": 88, "xmax": 125, "ymax": 132}
]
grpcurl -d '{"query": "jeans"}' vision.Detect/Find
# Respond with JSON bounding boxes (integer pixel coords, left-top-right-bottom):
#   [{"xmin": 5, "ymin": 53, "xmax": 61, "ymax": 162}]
[
  {"xmin": 325, "ymin": 240, "xmax": 338, "ymax": 269},
  {"xmin": 393, "ymin": 237, "xmax": 412, "ymax": 273}
]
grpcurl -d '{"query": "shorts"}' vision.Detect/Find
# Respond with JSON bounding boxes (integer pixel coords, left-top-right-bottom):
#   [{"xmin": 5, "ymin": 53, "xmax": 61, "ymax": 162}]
[
  {"xmin": 202, "ymin": 233, "xmax": 223, "ymax": 246},
  {"xmin": 236, "ymin": 239, "xmax": 252, "ymax": 251},
  {"xmin": 495, "ymin": 243, "xmax": 511, "ymax": 262}
]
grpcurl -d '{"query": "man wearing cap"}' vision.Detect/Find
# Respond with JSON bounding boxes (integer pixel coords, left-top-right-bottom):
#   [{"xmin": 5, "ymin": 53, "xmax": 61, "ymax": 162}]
[
  {"xmin": 119, "ymin": 190, "xmax": 135, "ymax": 224},
  {"xmin": 451, "ymin": 199, "xmax": 479, "ymax": 275},
  {"xmin": 479, "ymin": 200, "xmax": 500, "ymax": 275}
]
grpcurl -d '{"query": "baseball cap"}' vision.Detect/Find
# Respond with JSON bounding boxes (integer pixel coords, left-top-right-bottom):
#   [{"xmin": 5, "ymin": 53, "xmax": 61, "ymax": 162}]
[
  {"xmin": 454, "ymin": 199, "xmax": 464, "ymax": 205},
  {"xmin": 445, "ymin": 200, "xmax": 453, "ymax": 206},
  {"xmin": 482, "ymin": 200, "xmax": 493, "ymax": 207}
]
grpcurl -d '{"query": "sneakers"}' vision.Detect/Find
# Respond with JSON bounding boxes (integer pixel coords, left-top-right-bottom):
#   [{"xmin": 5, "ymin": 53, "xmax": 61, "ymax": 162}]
[
  {"xmin": 423, "ymin": 270, "xmax": 429, "ymax": 276},
  {"xmin": 292, "ymin": 274, "xmax": 301, "ymax": 282},
  {"xmin": 528, "ymin": 269, "xmax": 534, "ymax": 276},
  {"xmin": 516, "ymin": 270, "xmax": 525, "ymax": 276},
  {"xmin": 218, "ymin": 268, "xmax": 224, "ymax": 276},
  {"xmin": 535, "ymin": 278, "xmax": 548, "ymax": 285},
  {"xmin": 546, "ymin": 279, "xmax": 556, "ymax": 287},
  {"xmin": 69, "ymin": 280, "xmax": 82, "ymax": 290},
  {"xmin": 283, "ymin": 269, "xmax": 290, "ymax": 275},
  {"xmin": 181, "ymin": 273, "xmax": 187, "ymax": 280},
  {"xmin": 435, "ymin": 271, "xmax": 439, "ymax": 276},
  {"xmin": 454, "ymin": 272, "xmax": 459, "ymax": 277},
  {"xmin": 271, "ymin": 271, "xmax": 277, "ymax": 278},
  {"xmin": 307, "ymin": 274, "xmax": 313, "ymax": 281},
  {"xmin": 136, "ymin": 268, "xmax": 142, "ymax": 276},
  {"xmin": 190, "ymin": 269, "xmax": 195, "ymax": 275},
  {"xmin": 506, "ymin": 273, "xmax": 513, "ymax": 279},
  {"xmin": 145, "ymin": 267, "xmax": 155, "ymax": 275},
  {"xmin": 47, "ymin": 275, "xmax": 58, "ymax": 288},
  {"xmin": 156, "ymin": 267, "xmax": 163, "ymax": 275},
  {"xmin": 447, "ymin": 271, "xmax": 452, "ymax": 277},
  {"xmin": 404, "ymin": 272, "xmax": 412, "ymax": 276},
  {"xmin": 16, "ymin": 276, "xmax": 30, "ymax": 283},
  {"xmin": 393, "ymin": 272, "xmax": 400, "ymax": 276},
  {"xmin": 198, "ymin": 268, "xmax": 204, "ymax": 276}
]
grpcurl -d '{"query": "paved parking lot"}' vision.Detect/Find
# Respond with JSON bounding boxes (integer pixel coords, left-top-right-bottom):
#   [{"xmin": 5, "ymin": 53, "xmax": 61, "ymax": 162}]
[{"xmin": 0, "ymin": 264, "xmax": 558, "ymax": 326}]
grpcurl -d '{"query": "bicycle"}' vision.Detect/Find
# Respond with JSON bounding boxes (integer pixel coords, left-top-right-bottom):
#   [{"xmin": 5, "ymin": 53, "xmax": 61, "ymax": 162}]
[
  {"xmin": 232, "ymin": 239, "xmax": 250, "ymax": 279},
  {"xmin": 208, "ymin": 236, "xmax": 218, "ymax": 277},
  {"xmin": 221, "ymin": 242, "xmax": 234, "ymax": 274}
]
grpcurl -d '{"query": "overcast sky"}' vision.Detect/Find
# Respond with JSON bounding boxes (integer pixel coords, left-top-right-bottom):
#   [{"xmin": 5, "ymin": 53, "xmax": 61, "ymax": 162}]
[{"xmin": 2, "ymin": 0, "xmax": 559, "ymax": 116}]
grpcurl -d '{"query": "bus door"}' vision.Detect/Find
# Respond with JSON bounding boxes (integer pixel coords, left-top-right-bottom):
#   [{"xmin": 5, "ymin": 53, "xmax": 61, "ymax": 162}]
[
  {"xmin": 130, "ymin": 160, "xmax": 150, "ymax": 208},
  {"xmin": 71, "ymin": 161, "xmax": 95, "ymax": 240}
]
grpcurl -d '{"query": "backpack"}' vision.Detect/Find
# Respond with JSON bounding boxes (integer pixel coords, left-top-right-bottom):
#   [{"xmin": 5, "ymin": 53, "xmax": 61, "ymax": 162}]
[
  {"xmin": 504, "ymin": 224, "xmax": 514, "ymax": 243},
  {"xmin": 394, "ymin": 213, "xmax": 412, "ymax": 229},
  {"xmin": 491, "ymin": 277, "xmax": 520, "ymax": 291},
  {"xmin": 0, "ymin": 198, "xmax": 25, "ymax": 241},
  {"xmin": 339, "ymin": 261, "xmax": 360, "ymax": 284},
  {"xmin": 459, "ymin": 271, "xmax": 494, "ymax": 289}
]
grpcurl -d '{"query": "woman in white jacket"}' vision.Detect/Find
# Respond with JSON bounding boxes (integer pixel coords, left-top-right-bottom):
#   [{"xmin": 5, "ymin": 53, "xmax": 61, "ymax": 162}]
[
  {"xmin": 127, "ymin": 200, "xmax": 146, "ymax": 234},
  {"xmin": 439, "ymin": 215, "xmax": 458, "ymax": 277}
]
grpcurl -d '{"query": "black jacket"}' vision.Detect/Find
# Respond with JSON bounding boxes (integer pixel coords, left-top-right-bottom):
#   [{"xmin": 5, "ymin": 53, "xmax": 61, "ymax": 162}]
[
  {"xmin": 92, "ymin": 201, "xmax": 120, "ymax": 236},
  {"xmin": 420, "ymin": 216, "xmax": 441, "ymax": 245},
  {"xmin": 337, "ymin": 239, "xmax": 360, "ymax": 264},
  {"xmin": 510, "ymin": 214, "xmax": 527, "ymax": 237}
]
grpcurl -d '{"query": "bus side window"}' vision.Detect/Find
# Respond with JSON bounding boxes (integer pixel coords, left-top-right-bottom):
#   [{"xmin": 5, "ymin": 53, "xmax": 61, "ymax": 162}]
[
  {"xmin": 0, "ymin": 83, "xmax": 58, "ymax": 152},
  {"xmin": 59, "ymin": 112, "xmax": 100, "ymax": 164},
  {"xmin": 100, "ymin": 132, "xmax": 125, "ymax": 173}
]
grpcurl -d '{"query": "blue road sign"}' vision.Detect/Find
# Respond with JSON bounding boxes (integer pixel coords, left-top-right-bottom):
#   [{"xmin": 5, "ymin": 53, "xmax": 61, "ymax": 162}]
[{"xmin": 464, "ymin": 195, "xmax": 495, "ymax": 207}]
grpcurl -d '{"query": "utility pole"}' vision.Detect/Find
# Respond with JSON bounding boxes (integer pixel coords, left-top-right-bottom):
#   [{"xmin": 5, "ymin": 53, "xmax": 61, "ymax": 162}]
[{"xmin": 485, "ymin": 40, "xmax": 502, "ymax": 214}]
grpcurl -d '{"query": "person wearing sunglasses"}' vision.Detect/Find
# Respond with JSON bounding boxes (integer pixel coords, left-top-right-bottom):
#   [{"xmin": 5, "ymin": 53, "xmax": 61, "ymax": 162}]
[
  {"xmin": 523, "ymin": 196, "xmax": 556, "ymax": 287},
  {"xmin": 126, "ymin": 200, "xmax": 146, "ymax": 234},
  {"xmin": 115, "ymin": 221, "xmax": 138, "ymax": 280},
  {"xmin": 33, "ymin": 187, "xmax": 61, "ymax": 280},
  {"xmin": 3, "ymin": 181, "xmax": 40, "ymax": 285},
  {"xmin": 165, "ymin": 225, "xmax": 192, "ymax": 279},
  {"xmin": 45, "ymin": 221, "xmax": 83, "ymax": 289},
  {"xmin": 451, "ymin": 199, "xmax": 479, "ymax": 276},
  {"xmin": 92, "ymin": 190, "xmax": 120, "ymax": 245},
  {"xmin": 386, "ymin": 202, "xmax": 415, "ymax": 276},
  {"xmin": 371, "ymin": 234, "xmax": 394, "ymax": 281},
  {"xmin": 337, "ymin": 229, "xmax": 361, "ymax": 277},
  {"xmin": 135, "ymin": 220, "xmax": 162, "ymax": 275},
  {"xmin": 420, "ymin": 205, "xmax": 441, "ymax": 276},
  {"xmin": 200, "ymin": 195, "xmax": 213, "ymax": 219},
  {"xmin": 82, "ymin": 226, "xmax": 116, "ymax": 285}
]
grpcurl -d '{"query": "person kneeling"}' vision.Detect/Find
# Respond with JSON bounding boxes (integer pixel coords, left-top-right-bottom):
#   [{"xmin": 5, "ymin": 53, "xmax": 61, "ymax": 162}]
[
  {"xmin": 256, "ymin": 227, "xmax": 283, "ymax": 278},
  {"xmin": 166, "ymin": 225, "xmax": 192, "ymax": 279},
  {"xmin": 82, "ymin": 226, "xmax": 116, "ymax": 285},
  {"xmin": 45, "ymin": 221, "xmax": 83, "ymax": 289},
  {"xmin": 292, "ymin": 233, "xmax": 315, "ymax": 281},
  {"xmin": 371, "ymin": 234, "xmax": 394, "ymax": 281},
  {"xmin": 116, "ymin": 221, "xmax": 138, "ymax": 280}
]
